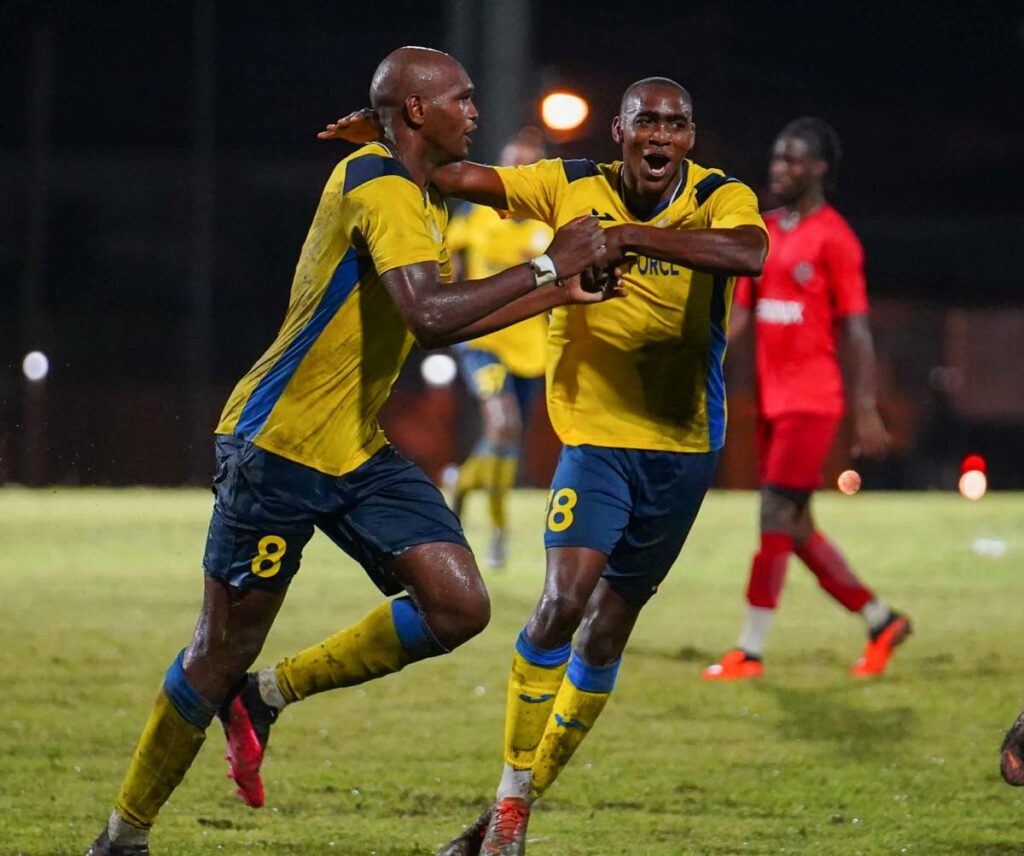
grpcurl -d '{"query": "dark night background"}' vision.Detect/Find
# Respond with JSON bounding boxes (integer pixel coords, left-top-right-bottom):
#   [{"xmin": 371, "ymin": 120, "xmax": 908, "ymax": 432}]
[{"xmin": 2, "ymin": 0, "xmax": 1023, "ymax": 487}]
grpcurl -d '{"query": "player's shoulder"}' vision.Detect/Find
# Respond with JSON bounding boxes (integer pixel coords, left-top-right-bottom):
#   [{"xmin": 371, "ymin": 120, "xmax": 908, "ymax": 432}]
[
  {"xmin": 819, "ymin": 204, "xmax": 862, "ymax": 245},
  {"xmin": 540, "ymin": 158, "xmax": 618, "ymax": 189},
  {"xmin": 688, "ymin": 161, "xmax": 752, "ymax": 205},
  {"xmin": 339, "ymin": 143, "xmax": 418, "ymax": 196}
]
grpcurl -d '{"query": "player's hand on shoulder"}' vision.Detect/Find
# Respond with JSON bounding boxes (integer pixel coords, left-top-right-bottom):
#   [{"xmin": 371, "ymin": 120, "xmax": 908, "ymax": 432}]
[
  {"xmin": 317, "ymin": 109, "xmax": 382, "ymax": 143},
  {"xmin": 546, "ymin": 215, "xmax": 611, "ymax": 279},
  {"xmin": 851, "ymin": 406, "xmax": 891, "ymax": 459}
]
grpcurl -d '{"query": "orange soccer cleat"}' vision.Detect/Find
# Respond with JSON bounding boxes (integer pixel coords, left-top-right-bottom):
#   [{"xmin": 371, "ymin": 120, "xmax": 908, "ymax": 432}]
[
  {"xmin": 702, "ymin": 649, "xmax": 764, "ymax": 681},
  {"xmin": 480, "ymin": 796, "xmax": 531, "ymax": 856},
  {"xmin": 850, "ymin": 613, "xmax": 912, "ymax": 677},
  {"xmin": 1000, "ymin": 710, "xmax": 1024, "ymax": 786},
  {"xmin": 217, "ymin": 674, "xmax": 280, "ymax": 808}
]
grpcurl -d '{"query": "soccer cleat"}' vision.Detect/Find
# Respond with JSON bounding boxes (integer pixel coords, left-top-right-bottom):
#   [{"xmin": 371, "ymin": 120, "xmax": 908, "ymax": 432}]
[
  {"xmin": 435, "ymin": 806, "xmax": 492, "ymax": 856},
  {"xmin": 702, "ymin": 649, "xmax": 764, "ymax": 681},
  {"xmin": 850, "ymin": 612, "xmax": 912, "ymax": 676},
  {"xmin": 486, "ymin": 530, "xmax": 507, "ymax": 570},
  {"xmin": 480, "ymin": 796, "xmax": 530, "ymax": 856},
  {"xmin": 217, "ymin": 673, "xmax": 279, "ymax": 808},
  {"xmin": 85, "ymin": 829, "xmax": 150, "ymax": 856},
  {"xmin": 1000, "ymin": 710, "xmax": 1024, "ymax": 785}
]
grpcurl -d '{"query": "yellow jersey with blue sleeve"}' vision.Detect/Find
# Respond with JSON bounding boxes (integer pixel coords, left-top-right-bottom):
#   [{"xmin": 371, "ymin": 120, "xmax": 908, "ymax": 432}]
[
  {"xmin": 495, "ymin": 158, "xmax": 766, "ymax": 453},
  {"xmin": 215, "ymin": 142, "xmax": 452, "ymax": 476},
  {"xmin": 446, "ymin": 204, "xmax": 552, "ymax": 378}
]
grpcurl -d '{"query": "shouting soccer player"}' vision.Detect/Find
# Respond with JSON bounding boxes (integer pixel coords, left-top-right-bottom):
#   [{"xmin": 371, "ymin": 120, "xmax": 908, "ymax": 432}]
[
  {"xmin": 702, "ymin": 118, "xmax": 911, "ymax": 683},
  {"xmin": 446, "ymin": 128, "xmax": 553, "ymax": 569},
  {"xmin": 321, "ymin": 76, "xmax": 768, "ymax": 856},
  {"xmin": 84, "ymin": 47, "xmax": 620, "ymax": 856}
]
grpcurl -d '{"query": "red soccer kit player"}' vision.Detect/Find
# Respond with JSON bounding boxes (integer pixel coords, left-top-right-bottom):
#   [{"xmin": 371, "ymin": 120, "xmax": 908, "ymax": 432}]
[{"xmin": 704, "ymin": 118, "xmax": 911, "ymax": 681}]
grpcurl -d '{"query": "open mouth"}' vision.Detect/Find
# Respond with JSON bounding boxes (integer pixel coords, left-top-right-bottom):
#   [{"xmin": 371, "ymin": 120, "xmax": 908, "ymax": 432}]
[{"xmin": 642, "ymin": 152, "xmax": 671, "ymax": 179}]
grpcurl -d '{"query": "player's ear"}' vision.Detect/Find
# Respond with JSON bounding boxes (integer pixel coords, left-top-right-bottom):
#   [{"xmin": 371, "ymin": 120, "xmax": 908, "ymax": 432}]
[
  {"xmin": 405, "ymin": 94, "xmax": 426, "ymax": 128},
  {"xmin": 611, "ymin": 115, "xmax": 623, "ymax": 144},
  {"xmin": 687, "ymin": 122, "xmax": 697, "ymax": 153},
  {"xmin": 811, "ymin": 158, "xmax": 828, "ymax": 182}
]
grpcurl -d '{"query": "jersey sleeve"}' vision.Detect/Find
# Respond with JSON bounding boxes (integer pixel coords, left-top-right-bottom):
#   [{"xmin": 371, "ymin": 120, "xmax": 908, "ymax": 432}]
[
  {"xmin": 823, "ymin": 225, "xmax": 869, "ymax": 316},
  {"xmin": 733, "ymin": 276, "xmax": 753, "ymax": 309},
  {"xmin": 347, "ymin": 176, "xmax": 442, "ymax": 275},
  {"xmin": 494, "ymin": 159, "xmax": 567, "ymax": 227},
  {"xmin": 704, "ymin": 181, "xmax": 768, "ymax": 232}
]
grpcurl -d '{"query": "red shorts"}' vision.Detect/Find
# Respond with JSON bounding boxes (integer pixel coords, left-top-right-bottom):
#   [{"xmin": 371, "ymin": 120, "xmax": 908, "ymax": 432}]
[{"xmin": 757, "ymin": 413, "xmax": 841, "ymax": 491}]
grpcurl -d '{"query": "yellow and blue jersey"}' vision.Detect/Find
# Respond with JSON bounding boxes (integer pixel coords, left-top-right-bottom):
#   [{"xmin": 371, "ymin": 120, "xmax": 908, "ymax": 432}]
[
  {"xmin": 216, "ymin": 142, "xmax": 452, "ymax": 476},
  {"xmin": 445, "ymin": 204, "xmax": 552, "ymax": 378},
  {"xmin": 495, "ymin": 158, "xmax": 766, "ymax": 453}
]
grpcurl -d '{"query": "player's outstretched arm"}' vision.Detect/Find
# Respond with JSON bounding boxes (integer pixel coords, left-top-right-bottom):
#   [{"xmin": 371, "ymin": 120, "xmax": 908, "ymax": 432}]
[
  {"xmin": 841, "ymin": 313, "xmax": 892, "ymax": 458},
  {"xmin": 605, "ymin": 224, "xmax": 768, "ymax": 277},
  {"xmin": 318, "ymin": 111, "xmax": 508, "ymax": 208},
  {"xmin": 381, "ymin": 216, "xmax": 621, "ymax": 349}
]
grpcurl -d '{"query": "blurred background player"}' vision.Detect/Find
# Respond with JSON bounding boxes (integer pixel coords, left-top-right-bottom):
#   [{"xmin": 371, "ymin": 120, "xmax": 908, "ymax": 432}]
[
  {"xmin": 703, "ymin": 117, "xmax": 911, "ymax": 682},
  {"xmin": 445, "ymin": 127, "xmax": 553, "ymax": 569}
]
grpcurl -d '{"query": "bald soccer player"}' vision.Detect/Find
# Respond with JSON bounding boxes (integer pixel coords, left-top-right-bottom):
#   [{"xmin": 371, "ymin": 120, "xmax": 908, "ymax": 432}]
[{"xmin": 84, "ymin": 47, "xmax": 619, "ymax": 856}]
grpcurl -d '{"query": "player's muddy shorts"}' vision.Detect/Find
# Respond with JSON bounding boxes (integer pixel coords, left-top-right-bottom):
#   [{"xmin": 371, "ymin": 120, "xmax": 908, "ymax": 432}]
[
  {"xmin": 543, "ymin": 444, "xmax": 719, "ymax": 606},
  {"xmin": 202, "ymin": 436, "xmax": 468, "ymax": 594},
  {"xmin": 757, "ymin": 413, "xmax": 841, "ymax": 491},
  {"xmin": 455, "ymin": 345, "xmax": 543, "ymax": 417}
]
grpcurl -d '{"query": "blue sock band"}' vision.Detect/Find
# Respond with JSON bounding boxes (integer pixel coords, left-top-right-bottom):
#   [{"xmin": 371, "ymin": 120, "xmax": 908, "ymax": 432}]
[
  {"xmin": 567, "ymin": 651, "xmax": 621, "ymax": 694},
  {"xmin": 163, "ymin": 651, "xmax": 218, "ymax": 729},
  {"xmin": 515, "ymin": 629, "xmax": 571, "ymax": 668},
  {"xmin": 494, "ymin": 444, "xmax": 521, "ymax": 460},
  {"xmin": 471, "ymin": 439, "xmax": 496, "ymax": 457},
  {"xmin": 391, "ymin": 596, "xmax": 447, "ymax": 661}
]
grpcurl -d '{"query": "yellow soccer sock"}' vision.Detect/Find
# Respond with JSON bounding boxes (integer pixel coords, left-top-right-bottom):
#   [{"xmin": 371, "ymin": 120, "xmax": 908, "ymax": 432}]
[
  {"xmin": 275, "ymin": 597, "xmax": 444, "ymax": 703},
  {"xmin": 503, "ymin": 630, "xmax": 571, "ymax": 771},
  {"xmin": 487, "ymin": 453, "xmax": 519, "ymax": 532},
  {"xmin": 531, "ymin": 652, "xmax": 621, "ymax": 798},
  {"xmin": 456, "ymin": 451, "xmax": 494, "ymax": 495},
  {"xmin": 115, "ymin": 654, "xmax": 216, "ymax": 828}
]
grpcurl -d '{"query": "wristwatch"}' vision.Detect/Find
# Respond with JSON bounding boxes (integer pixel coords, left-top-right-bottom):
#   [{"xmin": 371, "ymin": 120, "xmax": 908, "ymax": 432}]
[{"xmin": 528, "ymin": 254, "xmax": 558, "ymax": 287}]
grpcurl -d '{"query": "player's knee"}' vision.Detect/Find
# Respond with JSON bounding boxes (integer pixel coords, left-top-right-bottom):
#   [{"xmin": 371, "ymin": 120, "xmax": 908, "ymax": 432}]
[
  {"xmin": 425, "ymin": 580, "xmax": 491, "ymax": 649},
  {"xmin": 186, "ymin": 625, "xmax": 264, "ymax": 684},
  {"xmin": 534, "ymin": 591, "xmax": 588, "ymax": 637}
]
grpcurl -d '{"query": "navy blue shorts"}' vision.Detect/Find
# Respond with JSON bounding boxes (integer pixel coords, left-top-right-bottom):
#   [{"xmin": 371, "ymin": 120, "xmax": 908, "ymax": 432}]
[
  {"xmin": 543, "ymin": 444, "xmax": 719, "ymax": 605},
  {"xmin": 202, "ymin": 436, "xmax": 469, "ymax": 594},
  {"xmin": 456, "ymin": 346, "xmax": 543, "ymax": 418}
]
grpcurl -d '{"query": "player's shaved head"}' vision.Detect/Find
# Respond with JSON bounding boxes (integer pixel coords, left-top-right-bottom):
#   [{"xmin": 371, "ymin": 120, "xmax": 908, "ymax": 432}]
[
  {"xmin": 370, "ymin": 46, "xmax": 468, "ymax": 128},
  {"xmin": 620, "ymin": 77, "xmax": 692, "ymax": 116}
]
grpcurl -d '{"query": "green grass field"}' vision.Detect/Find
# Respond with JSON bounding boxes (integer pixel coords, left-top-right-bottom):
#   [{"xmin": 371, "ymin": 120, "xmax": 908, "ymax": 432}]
[{"xmin": 2, "ymin": 488, "xmax": 1023, "ymax": 855}]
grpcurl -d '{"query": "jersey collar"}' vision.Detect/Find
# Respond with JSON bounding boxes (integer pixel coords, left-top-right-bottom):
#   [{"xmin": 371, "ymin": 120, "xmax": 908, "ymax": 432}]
[{"xmin": 613, "ymin": 160, "xmax": 691, "ymax": 223}]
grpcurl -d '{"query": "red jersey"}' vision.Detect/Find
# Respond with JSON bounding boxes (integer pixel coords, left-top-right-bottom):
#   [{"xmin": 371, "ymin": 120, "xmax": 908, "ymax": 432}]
[{"xmin": 734, "ymin": 204, "xmax": 868, "ymax": 418}]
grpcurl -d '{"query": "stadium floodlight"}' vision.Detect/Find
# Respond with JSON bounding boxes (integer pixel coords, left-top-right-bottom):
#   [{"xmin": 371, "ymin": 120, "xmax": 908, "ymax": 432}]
[
  {"xmin": 421, "ymin": 353, "xmax": 457, "ymax": 387},
  {"xmin": 541, "ymin": 91, "xmax": 589, "ymax": 132},
  {"xmin": 22, "ymin": 350, "xmax": 49, "ymax": 382}
]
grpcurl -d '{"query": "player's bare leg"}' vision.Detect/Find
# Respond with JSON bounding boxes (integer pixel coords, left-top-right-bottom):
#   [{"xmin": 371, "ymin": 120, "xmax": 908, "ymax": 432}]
[{"xmin": 87, "ymin": 579, "xmax": 286, "ymax": 854}]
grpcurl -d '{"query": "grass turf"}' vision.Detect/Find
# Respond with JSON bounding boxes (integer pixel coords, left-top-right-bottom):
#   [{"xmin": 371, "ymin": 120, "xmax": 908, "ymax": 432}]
[{"xmin": 1, "ymin": 488, "xmax": 1023, "ymax": 855}]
